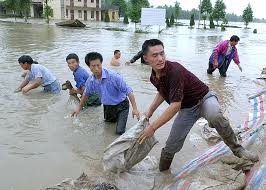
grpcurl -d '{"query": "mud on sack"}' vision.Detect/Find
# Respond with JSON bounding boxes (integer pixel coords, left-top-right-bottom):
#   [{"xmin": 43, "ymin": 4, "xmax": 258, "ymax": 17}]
[{"xmin": 103, "ymin": 116, "xmax": 158, "ymax": 173}]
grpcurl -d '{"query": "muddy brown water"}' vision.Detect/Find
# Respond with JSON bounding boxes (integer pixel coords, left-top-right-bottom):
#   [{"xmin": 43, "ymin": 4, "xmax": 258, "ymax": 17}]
[{"xmin": 0, "ymin": 19, "xmax": 265, "ymax": 190}]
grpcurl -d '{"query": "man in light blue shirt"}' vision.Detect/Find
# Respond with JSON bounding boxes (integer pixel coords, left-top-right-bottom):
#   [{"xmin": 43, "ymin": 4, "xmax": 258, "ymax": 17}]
[{"xmin": 72, "ymin": 52, "xmax": 140, "ymax": 135}]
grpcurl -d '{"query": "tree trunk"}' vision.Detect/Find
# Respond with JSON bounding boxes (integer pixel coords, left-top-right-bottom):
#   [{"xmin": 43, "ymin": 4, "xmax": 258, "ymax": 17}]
[{"xmin": 135, "ymin": 22, "xmax": 136, "ymax": 30}]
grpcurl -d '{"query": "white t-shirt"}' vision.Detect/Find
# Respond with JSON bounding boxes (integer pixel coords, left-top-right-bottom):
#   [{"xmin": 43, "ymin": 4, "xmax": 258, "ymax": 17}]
[
  {"xmin": 225, "ymin": 43, "xmax": 233, "ymax": 56},
  {"xmin": 28, "ymin": 64, "xmax": 56, "ymax": 86}
]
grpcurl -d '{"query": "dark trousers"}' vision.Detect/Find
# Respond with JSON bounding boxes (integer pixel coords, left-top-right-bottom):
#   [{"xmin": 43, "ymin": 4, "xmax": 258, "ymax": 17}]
[
  {"xmin": 207, "ymin": 59, "xmax": 230, "ymax": 77},
  {"xmin": 103, "ymin": 99, "xmax": 129, "ymax": 135}
]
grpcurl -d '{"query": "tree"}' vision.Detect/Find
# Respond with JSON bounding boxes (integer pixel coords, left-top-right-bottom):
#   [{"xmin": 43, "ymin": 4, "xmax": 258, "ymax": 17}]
[
  {"xmin": 212, "ymin": 0, "xmax": 226, "ymax": 26},
  {"xmin": 123, "ymin": 13, "xmax": 129, "ymax": 24},
  {"xmin": 43, "ymin": 0, "xmax": 53, "ymax": 24},
  {"xmin": 174, "ymin": 1, "xmax": 180, "ymax": 21},
  {"xmin": 104, "ymin": 11, "xmax": 110, "ymax": 22},
  {"xmin": 112, "ymin": 0, "xmax": 127, "ymax": 17},
  {"xmin": 166, "ymin": 17, "xmax": 171, "ymax": 27},
  {"xmin": 200, "ymin": 0, "xmax": 212, "ymax": 29},
  {"xmin": 18, "ymin": 0, "xmax": 31, "ymax": 22},
  {"xmin": 209, "ymin": 15, "xmax": 215, "ymax": 28},
  {"xmin": 190, "ymin": 13, "xmax": 195, "ymax": 27},
  {"xmin": 170, "ymin": 13, "xmax": 175, "ymax": 26},
  {"xmin": 128, "ymin": 0, "xmax": 150, "ymax": 30},
  {"xmin": 5, "ymin": 0, "xmax": 19, "ymax": 20},
  {"xmin": 242, "ymin": 3, "xmax": 253, "ymax": 28}
]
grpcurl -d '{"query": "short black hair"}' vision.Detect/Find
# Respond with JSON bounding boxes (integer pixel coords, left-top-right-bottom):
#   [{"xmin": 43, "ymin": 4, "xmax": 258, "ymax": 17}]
[
  {"xmin": 142, "ymin": 39, "xmax": 164, "ymax": 55},
  {"xmin": 18, "ymin": 55, "xmax": 37, "ymax": 64},
  {"xmin": 66, "ymin": 53, "xmax": 79, "ymax": 62},
  {"xmin": 230, "ymin": 35, "xmax": 240, "ymax": 42},
  {"xmin": 114, "ymin": 50, "xmax": 120, "ymax": 55},
  {"xmin": 85, "ymin": 52, "xmax": 103, "ymax": 67}
]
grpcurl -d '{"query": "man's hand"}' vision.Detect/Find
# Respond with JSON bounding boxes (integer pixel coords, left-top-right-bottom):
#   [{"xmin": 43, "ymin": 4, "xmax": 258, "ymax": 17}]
[
  {"xmin": 213, "ymin": 60, "xmax": 218, "ymax": 68},
  {"xmin": 125, "ymin": 61, "xmax": 131, "ymax": 65},
  {"xmin": 144, "ymin": 111, "xmax": 152, "ymax": 119},
  {"xmin": 14, "ymin": 87, "xmax": 22, "ymax": 93},
  {"xmin": 71, "ymin": 107, "xmax": 81, "ymax": 117},
  {"xmin": 238, "ymin": 65, "xmax": 242, "ymax": 72},
  {"xmin": 132, "ymin": 108, "xmax": 140, "ymax": 120},
  {"xmin": 138, "ymin": 124, "xmax": 155, "ymax": 144},
  {"xmin": 21, "ymin": 86, "xmax": 30, "ymax": 94}
]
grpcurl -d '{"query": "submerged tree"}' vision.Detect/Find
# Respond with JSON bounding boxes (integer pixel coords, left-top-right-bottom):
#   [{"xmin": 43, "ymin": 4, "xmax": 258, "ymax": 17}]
[
  {"xmin": 209, "ymin": 15, "xmax": 215, "ymax": 28},
  {"xmin": 166, "ymin": 17, "xmax": 171, "ymax": 27},
  {"xmin": 111, "ymin": 0, "xmax": 127, "ymax": 17},
  {"xmin": 128, "ymin": 0, "xmax": 149, "ymax": 30},
  {"xmin": 200, "ymin": 0, "xmax": 212, "ymax": 29},
  {"xmin": 5, "ymin": 0, "xmax": 18, "ymax": 21},
  {"xmin": 212, "ymin": 0, "xmax": 226, "ymax": 26},
  {"xmin": 174, "ymin": 1, "xmax": 180, "ymax": 21},
  {"xmin": 123, "ymin": 13, "xmax": 129, "ymax": 24},
  {"xmin": 43, "ymin": 0, "xmax": 53, "ymax": 24},
  {"xmin": 242, "ymin": 3, "xmax": 253, "ymax": 28},
  {"xmin": 18, "ymin": 0, "xmax": 31, "ymax": 22},
  {"xmin": 190, "ymin": 13, "xmax": 195, "ymax": 27},
  {"xmin": 170, "ymin": 13, "xmax": 175, "ymax": 26},
  {"xmin": 104, "ymin": 11, "xmax": 110, "ymax": 22}
]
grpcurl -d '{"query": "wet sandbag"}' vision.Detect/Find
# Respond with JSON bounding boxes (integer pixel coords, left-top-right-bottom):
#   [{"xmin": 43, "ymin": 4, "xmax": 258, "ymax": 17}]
[
  {"xmin": 43, "ymin": 172, "xmax": 117, "ymax": 190},
  {"xmin": 103, "ymin": 116, "xmax": 158, "ymax": 173}
]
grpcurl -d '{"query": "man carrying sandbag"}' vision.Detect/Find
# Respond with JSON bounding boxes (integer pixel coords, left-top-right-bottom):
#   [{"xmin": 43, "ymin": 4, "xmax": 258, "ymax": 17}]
[{"xmin": 138, "ymin": 39, "xmax": 259, "ymax": 172}]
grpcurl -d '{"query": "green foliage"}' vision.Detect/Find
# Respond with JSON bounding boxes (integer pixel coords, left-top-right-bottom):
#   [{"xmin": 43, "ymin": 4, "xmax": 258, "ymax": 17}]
[
  {"xmin": 166, "ymin": 17, "xmax": 171, "ymax": 27},
  {"xmin": 242, "ymin": 3, "xmax": 253, "ymax": 28},
  {"xmin": 174, "ymin": 1, "xmax": 180, "ymax": 20},
  {"xmin": 43, "ymin": 0, "xmax": 53, "ymax": 23},
  {"xmin": 209, "ymin": 15, "xmax": 215, "ymax": 28},
  {"xmin": 123, "ymin": 13, "xmax": 129, "ymax": 24},
  {"xmin": 128, "ymin": 0, "xmax": 149, "ymax": 24},
  {"xmin": 5, "ymin": 0, "xmax": 19, "ymax": 19},
  {"xmin": 212, "ymin": 0, "xmax": 226, "ymax": 26},
  {"xmin": 190, "ymin": 13, "xmax": 195, "ymax": 27},
  {"xmin": 253, "ymin": 29, "xmax": 257, "ymax": 33},
  {"xmin": 104, "ymin": 11, "xmax": 110, "ymax": 22},
  {"xmin": 221, "ymin": 24, "xmax": 225, "ymax": 31},
  {"xmin": 18, "ymin": 0, "xmax": 31, "ymax": 22},
  {"xmin": 200, "ymin": 0, "xmax": 212, "ymax": 29},
  {"xmin": 170, "ymin": 13, "xmax": 175, "ymax": 25},
  {"xmin": 112, "ymin": 0, "xmax": 127, "ymax": 17}
]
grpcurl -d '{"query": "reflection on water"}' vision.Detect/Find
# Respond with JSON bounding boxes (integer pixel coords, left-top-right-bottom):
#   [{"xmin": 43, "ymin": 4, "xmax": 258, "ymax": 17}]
[{"xmin": 0, "ymin": 20, "xmax": 266, "ymax": 190}]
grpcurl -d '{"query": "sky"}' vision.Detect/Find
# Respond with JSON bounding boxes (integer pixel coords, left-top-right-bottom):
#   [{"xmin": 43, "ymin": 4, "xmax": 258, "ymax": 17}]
[{"xmin": 149, "ymin": 0, "xmax": 266, "ymax": 19}]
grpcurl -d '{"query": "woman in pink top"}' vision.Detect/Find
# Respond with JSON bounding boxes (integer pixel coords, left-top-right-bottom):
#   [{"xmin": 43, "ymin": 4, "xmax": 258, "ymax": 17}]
[{"xmin": 207, "ymin": 35, "xmax": 242, "ymax": 77}]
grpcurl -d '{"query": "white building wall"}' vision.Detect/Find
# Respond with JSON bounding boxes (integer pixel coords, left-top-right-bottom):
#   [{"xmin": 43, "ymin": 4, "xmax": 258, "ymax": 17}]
[{"xmin": 48, "ymin": 0, "xmax": 66, "ymax": 19}]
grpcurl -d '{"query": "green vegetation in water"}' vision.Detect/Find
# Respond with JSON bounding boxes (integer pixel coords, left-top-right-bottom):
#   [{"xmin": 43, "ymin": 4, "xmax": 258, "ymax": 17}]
[
  {"xmin": 104, "ymin": 27, "xmax": 127, "ymax": 31},
  {"xmin": 135, "ymin": 29, "xmax": 148, "ymax": 34}
]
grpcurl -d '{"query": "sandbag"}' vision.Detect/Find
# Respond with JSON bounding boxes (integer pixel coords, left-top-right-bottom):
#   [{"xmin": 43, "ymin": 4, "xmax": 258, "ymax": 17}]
[{"xmin": 103, "ymin": 116, "xmax": 158, "ymax": 173}]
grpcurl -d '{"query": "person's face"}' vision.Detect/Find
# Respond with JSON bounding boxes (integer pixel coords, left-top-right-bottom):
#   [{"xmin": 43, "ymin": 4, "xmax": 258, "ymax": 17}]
[
  {"xmin": 67, "ymin": 58, "xmax": 79, "ymax": 71},
  {"xmin": 89, "ymin": 59, "xmax": 102, "ymax": 78},
  {"xmin": 19, "ymin": 62, "xmax": 30, "ymax": 70},
  {"xmin": 230, "ymin": 41, "xmax": 238, "ymax": 47},
  {"xmin": 114, "ymin": 52, "xmax": 121, "ymax": 59},
  {"xmin": 143, "ymin": 45, "xmax": 166, "ymax": 71}
]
